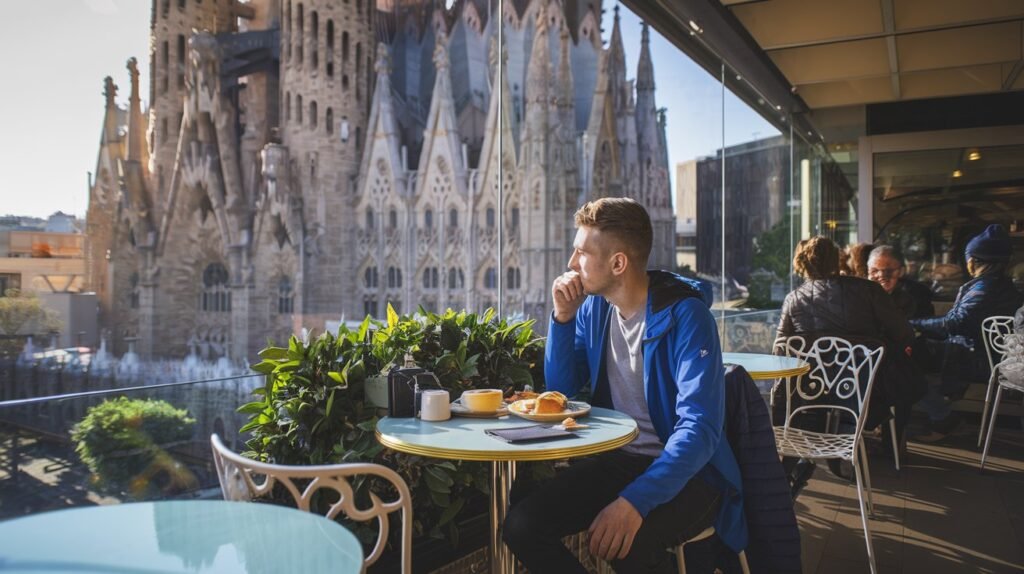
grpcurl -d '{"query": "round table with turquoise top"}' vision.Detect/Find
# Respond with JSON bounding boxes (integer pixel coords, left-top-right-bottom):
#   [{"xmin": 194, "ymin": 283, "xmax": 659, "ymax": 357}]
[
  {"xmin": 0, "ymin": 500, "xmax": 363, "ymax": 573},
  {"xmin": 376, "ymin": 406, "xmax": 638, "ymax": 574},
  {"xmin": 723, "ymin": 352, "xmax": 810, "ymax": 380}
]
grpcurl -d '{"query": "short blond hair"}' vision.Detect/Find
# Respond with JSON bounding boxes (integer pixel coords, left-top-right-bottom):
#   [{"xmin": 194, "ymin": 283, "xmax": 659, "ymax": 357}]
[{"xmin": 574, "ymin": 197, "xmax": 653, "ymax": 267}]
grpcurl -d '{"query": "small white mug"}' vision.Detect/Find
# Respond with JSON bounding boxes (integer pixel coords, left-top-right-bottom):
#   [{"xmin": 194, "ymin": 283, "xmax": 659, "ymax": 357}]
[{"xmin": 420, "ymin": 389, "xmax": 451, "ymax": 421}]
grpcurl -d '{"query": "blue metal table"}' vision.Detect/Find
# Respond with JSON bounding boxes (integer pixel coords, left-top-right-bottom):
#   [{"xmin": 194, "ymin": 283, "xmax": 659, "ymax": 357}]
[
  {"xmin": 377, "ymin": 406, "xmax": 638, "ymax": 574},
  {"xmin": 0, "ymin": 500, "xmax": 363, "ymax": 573}
]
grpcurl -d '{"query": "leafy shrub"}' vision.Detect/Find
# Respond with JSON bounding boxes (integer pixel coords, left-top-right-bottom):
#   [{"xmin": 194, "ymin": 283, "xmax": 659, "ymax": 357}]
[
  {"xmin": 71, "ymin": 397, "xmax": 197, "ymax": 498},
  {"xmin": 242, "ymin": 306, "xmax": 549, "ymax": 547}
]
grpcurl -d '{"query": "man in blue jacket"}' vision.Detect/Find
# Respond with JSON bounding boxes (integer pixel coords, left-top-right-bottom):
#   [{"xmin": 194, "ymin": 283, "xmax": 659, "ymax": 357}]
[{"xmin": 503, "ymin": 198, "xmax": 746, "ymax": 573}]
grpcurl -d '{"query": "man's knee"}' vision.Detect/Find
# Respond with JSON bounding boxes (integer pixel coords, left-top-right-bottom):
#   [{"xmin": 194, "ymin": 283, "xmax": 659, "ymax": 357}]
[{"xmin": 502, "ymin": 503, "xmax": 534, "ymax": 551}]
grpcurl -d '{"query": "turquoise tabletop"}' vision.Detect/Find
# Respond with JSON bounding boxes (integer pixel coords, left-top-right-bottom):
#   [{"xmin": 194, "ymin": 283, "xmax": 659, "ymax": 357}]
[
  {"xmin": 723, "ymin": 352, "xmax": 810, "ymax": 380},
  {"xmin": 0, "ymin": 500, "xmax": 363, "ymax": 573},
  {"xmin": 376, "ymin": 406, "xmax": 639, "ymax": 461}
]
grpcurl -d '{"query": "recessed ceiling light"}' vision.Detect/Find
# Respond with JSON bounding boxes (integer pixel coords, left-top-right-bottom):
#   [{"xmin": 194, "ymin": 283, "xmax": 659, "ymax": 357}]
[
  {"xmin": 968, "ymin": 151, "xmax": 981, "ymax": 161},
  {"xmin": 952, "ymin": 170, "xmax": 963, "ymax": 178}
]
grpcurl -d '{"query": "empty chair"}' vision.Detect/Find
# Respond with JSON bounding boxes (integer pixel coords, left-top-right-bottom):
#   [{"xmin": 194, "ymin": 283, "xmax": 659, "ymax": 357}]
[
  {"xmin": 773, "ymin": 336, "xmax": 885, "ymax": 574},
  {"xmin": 210, "ymin": 434, "xmax": 412, "ymax": 573},
  {"xmin": 980, "ymin": 333, "xmax": 1024, "ymax": 470},
  {"xmin": 977, "ymin": 316, "xmax": 1016, "ymax": 447}
]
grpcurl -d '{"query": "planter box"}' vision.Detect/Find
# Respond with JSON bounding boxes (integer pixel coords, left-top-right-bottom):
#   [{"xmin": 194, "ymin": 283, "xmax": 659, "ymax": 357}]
[{"xmin": 365, "ymin": 373, "xmax": 389, "ymax": 409}]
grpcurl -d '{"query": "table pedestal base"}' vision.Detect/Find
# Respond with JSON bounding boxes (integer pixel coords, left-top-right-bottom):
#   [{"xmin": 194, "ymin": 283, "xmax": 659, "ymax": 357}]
[{"xmin": 490, "ymin": 460, "xmax": 517, "ymax": 574}]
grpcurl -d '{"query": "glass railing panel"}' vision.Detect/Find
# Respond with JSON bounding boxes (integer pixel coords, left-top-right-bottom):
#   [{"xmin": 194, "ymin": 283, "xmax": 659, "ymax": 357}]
[{"xmin": 0, "ymin": 373, "xmax": 261, "ymax": 520}]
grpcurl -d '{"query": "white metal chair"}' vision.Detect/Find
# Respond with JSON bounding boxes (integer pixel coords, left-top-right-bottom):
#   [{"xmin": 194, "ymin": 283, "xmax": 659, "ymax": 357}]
[
  {"xmin": 980, "ymin": 334, "xmax": 1024, "ymax": 470},
  {"xmin": 674, "ymin": 526, "xmax": 750, "ymax": 574},
  {"xmin": 210, "ymin": 434, "xmax": 413, "ymax": 573},
  {"xmin": 774, "ymin": 336, "xmax": 885, "ymax": 574},
  {"xmin": 977, "ymin": 316, "xmax": 1016, "ymax": 447}
]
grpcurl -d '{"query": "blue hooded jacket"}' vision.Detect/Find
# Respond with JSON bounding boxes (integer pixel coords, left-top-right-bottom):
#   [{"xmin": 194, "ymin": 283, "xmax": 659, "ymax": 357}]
[{"xmin": 545, "ymin": 270, "xmax": 747, "ymax": 552}]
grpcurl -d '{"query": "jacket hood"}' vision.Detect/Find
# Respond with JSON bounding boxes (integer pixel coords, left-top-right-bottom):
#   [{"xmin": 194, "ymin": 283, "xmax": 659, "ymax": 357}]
[{"xmin": 648, "ymin": 270, "xmax": 709, "ymax": 313}]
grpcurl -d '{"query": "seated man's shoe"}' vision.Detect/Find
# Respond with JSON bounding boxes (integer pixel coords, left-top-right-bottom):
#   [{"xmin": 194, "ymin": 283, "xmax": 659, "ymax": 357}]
[{"xmin": 789, "ymin": 460, "xmax": 816, "ymax": 500}]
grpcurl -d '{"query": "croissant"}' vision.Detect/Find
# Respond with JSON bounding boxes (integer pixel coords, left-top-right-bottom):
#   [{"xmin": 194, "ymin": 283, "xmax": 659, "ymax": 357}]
[{"xmin": 533, "ymin": 391, "xmax": 567, "ymax": 414}]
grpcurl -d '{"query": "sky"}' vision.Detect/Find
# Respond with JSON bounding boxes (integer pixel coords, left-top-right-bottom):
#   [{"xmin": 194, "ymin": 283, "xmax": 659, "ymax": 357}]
[
  {"xmin": 0, "ymin": 1, "xmax": 774, "ymax": 219},
  {"xmin": 0, "ymin": 1, "xmax": 151, "ymax": 219}
]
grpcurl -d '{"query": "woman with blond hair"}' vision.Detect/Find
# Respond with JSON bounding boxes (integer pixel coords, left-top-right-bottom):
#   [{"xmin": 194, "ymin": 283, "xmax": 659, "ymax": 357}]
[{"xmin": 776, "ymin": 236, "xmax": 914, "ymax": 494}]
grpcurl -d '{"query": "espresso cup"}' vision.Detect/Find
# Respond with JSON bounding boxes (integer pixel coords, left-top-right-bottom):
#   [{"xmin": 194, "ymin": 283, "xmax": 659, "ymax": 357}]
[
  {"xmin": 461, "ymin": 389, "xmax": 503, "ymax": 413},
  {"xmin": 420, "ymin": 390, "xmax": 451, "ymax": 422}
]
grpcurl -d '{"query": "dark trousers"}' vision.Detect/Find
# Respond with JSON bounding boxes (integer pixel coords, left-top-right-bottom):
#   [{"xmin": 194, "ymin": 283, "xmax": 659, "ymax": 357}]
[{"xmin": 503, "ymin": 450, "xmax": 721, "ymax": 573}]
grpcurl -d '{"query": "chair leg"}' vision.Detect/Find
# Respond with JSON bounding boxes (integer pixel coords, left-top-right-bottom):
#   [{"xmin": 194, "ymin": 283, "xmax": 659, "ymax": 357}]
[
  {"xmin": 852, "ymin": 454, "xmax": 878, "ymax": 574},
  {"xmin": 888, "ymin": 412, "xmax": 900, "ymax": 471},
  {"xmin": 981, "ymin": 385, "xmax": 1004, "ymax": 471},
  {"xmin": 675, "ymin": 543, "xmax": 687, "ymax": 574},
  {"xmin": 857, "ymin": 441, "xmax": 875, "ymax": 517},
  {"xmin": 978, "ymin": 368, "xmax": 999, "ymax": 448},
  {"xmin": 738, "ymin": 549, "xmax": 751, "ymax": 574}
]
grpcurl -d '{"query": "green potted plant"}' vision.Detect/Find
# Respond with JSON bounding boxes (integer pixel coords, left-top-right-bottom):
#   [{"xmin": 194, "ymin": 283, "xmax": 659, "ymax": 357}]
[
  {"xmin": 71, "ymin": 397, "xmax": 197, "ymax": 499},
  {"xmin": 364, "ymin": 305, "xmax": 425, "ymax": 409},
  {"xmin": 240, "ymin": 306, "xmax": 547, "ymax": 557}
]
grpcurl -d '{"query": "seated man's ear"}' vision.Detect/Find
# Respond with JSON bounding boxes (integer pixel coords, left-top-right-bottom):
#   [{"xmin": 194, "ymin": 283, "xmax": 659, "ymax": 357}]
[{"xmin": 611, "ymin": 251, "xmax": 628, "ymax": 276}]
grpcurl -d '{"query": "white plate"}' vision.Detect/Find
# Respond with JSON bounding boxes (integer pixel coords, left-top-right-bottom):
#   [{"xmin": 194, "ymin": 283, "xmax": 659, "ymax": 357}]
[
  {"xmin": 507, "ymin": 400, "xmax": 591, "ymax": 422},
  {"xmin": 450, "ymin": 400, "xmax": 509, "ymax": 418}
]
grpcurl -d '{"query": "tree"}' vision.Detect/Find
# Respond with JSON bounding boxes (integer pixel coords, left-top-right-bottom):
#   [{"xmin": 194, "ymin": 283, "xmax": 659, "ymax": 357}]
[
  {"xmin": 751, "ymin": 218, "xmax": 794, "ymax": 280},
  {"xmin": 0, "ymin": 289, "xmax": 62, "ymax": 357}
]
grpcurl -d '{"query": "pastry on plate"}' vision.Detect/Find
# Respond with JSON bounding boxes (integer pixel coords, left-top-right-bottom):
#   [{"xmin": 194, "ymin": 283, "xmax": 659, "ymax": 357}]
[{"xmin": 533, "ymin": 391, "xmax": 567, "ymax": 414}]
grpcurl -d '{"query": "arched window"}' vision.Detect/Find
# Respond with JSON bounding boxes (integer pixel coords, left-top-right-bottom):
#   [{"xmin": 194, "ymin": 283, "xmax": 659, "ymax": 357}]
[
  {"xmin": 365, "ymin": 207, "xmax": 374, "ymax": 229},
  {"xmin": 363, "ymin": 298, "xmax": 378, "ymax": 318},
  {"xmin": 309, "ymin": 100, "xmax": 317, "ymax": 130},
  {"xmin": 310, "ymin": 11, "xmax": 319, "ymax": 69},
  {"xmin": 389, "ymin": 208, "xmax": 398, "ymax": 228},
  {"xmin": 129, "ymin": 272, "xmax": 140, "ymax": 309},
  {"xmin": 387, "ymin": 266, "xmax": 402, "ymax": 288},
  {"xmin": 511, "ymin": 207, "xmax": 520, "ymax": 229},
  {"xmin": 484, "ymin": 267, "xmax": 496, "ymax": 289},
  {"xmin": 486, "ymin": 207, "xmax": 495, "ymax": 228},
  {"xmin": 448, "ymin": 268, "xmax": 465, "ymax": 290},
  {"xmin": 285, "ymin": 1, "xmax": 292, "ymax": 61},
  {"xmin": 448, "ymin": 208, "xmax": 458, "ymax": 228},
  {"xmin": 296, "ymin": 94, "xmax": 303, "ymax": 124},
  {"xmin": 424, "ymin": 208, "xmax": 433, "ymax": 229},
  {"xmin": 506, "ymin": 267, "xmax": 522, "ymax": 290},
  {"xmin": 356, "ymin": 0, "xmax": 362, "ymax": 15},
  {"xmin": 325, "ymin": 19, "xmax": 334, "ymax": 77},
  {"xmin": 277, "ymin": 276, "xmax": 294, "ymax": 314},
  {"xmin": 342, "ymin": 31, "xmax": 349, "ymax": 64},
  {"xmin": 422, "ymin": 267, "xmax": 439, "ymax": 289},
  {"xmin": 363, "ymin": 267, "xmax": 379, "ymax": 288},
  {"xmin": 285, "ymin": 91, "xmax": 291, "ymax": 122},
  {"xmin": 296, "ymin": 3, "xmax": 304, "ymax": 65},
  {"xmin": 326, "ymin": 108, "xmax": 333, "ymax": 134},
  {"xmin": 342, "ymin": 74, "xmax": 349, "ymax": 92},
  {"xmin": 201, "ymin": 263, "xmax": 231, "ymax": 312}
]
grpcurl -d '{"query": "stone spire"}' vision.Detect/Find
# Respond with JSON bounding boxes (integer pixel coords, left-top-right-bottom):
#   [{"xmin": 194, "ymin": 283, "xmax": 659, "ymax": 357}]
[
  {"xmin": 636, "ymin": 22, "xmax": 654, "ymax": 92},
  {"xmin": 420, "ymin": 35, "xmax": 465, "ymax": 174},
  {"xmin": 608, "ymin": 4, "xmax": 627, "ymax": 111},
  {"xmin": 359, "ymin": 43, "xmax": 404, "ymax": 178},
  {"xmin": 126, "ymin": 58, "xmax": 148, "ymax": 165},
  {"xmin": 101, "ymin": 76, "xmax": 121, "ymax": 145},
  {"xmin": 557, "ymin": 24, "xmax": 576, "ymax": 137}
]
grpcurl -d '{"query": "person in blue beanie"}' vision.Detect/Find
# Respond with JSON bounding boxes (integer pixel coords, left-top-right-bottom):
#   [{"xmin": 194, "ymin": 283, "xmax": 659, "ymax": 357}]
[
  {"xmin": 502, "ymin": 198, "xmax": 745, "ymax": 573},
  {"xmin": 911, "ymin": 224, "xmax": 1023, "ymax": 441}
]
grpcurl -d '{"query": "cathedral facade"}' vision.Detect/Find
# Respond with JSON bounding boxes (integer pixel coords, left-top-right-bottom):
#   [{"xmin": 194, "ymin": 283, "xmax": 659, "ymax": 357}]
[{"xmin": 86, "ymin": 0, "xmax": 674, "ymax": 361}]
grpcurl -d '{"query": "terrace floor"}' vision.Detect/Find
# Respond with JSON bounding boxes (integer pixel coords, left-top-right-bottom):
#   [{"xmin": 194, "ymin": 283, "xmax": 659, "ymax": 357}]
[{"xmin": 797, "ymin": 409, "xmax": 1024, "ymax": 574}]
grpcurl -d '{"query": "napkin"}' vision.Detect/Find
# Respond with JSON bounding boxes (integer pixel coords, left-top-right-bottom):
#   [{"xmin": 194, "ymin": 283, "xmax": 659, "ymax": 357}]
[{"xmin": 485, "ymin": 424, "xmax": 575, "ymax": 444}]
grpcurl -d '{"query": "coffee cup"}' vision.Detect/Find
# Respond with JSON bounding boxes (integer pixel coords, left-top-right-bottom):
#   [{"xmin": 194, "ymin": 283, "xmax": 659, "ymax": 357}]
[
  {"xmin": 461, "ymin": 389, "xmax": 503, "ymax": 413},
  {"xmin": 420, "ymin": 390, "xmax": 451, "ymax": 421}
]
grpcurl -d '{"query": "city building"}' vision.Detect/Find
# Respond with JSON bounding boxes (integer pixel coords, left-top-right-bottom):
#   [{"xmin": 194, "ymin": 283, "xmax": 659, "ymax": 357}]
[{"xmin": 85, "ymin": 0, "xmax": 675, "ymax": 360}]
